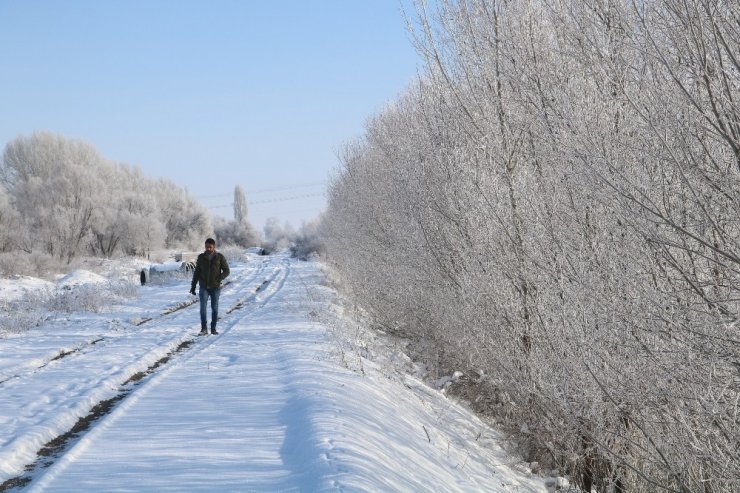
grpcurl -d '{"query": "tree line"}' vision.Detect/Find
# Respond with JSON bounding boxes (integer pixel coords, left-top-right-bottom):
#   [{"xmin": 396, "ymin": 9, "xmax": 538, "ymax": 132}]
[
  {"xmin": 322, "ymin": 0, "xmax": 739, "ymax": 491},
  {"xmin": 0, "ymin": 132, "xmax": 225, "ymax": 274}
]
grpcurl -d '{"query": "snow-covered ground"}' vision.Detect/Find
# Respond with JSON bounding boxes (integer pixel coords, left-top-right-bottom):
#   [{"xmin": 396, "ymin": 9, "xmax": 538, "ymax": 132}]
[
  {"xmin": 0, "ymin": 277, "xmax": 54, "ymax": 303},
  {"xmin": 0, "ymin": 252, "xmax": 548, "ymax": 492}
]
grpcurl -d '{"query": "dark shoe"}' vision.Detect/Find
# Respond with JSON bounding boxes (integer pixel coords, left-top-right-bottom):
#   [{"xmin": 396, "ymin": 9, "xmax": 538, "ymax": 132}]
[
  {"xmin": 210, "ymin": 329, "xmax": 219, "ymax": 335},
  {"xmin": 199, "ymin": 329, "xmax": 208, "ymax": 336}
]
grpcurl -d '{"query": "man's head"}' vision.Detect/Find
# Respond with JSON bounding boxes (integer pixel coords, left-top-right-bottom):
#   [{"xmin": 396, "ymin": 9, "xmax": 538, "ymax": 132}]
[{"xmin": 205, "ymin": 238, "xmax": 216, "ymax": 253}]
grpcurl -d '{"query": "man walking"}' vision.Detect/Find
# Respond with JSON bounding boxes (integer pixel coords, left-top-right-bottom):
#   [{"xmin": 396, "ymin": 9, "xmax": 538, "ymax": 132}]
[{"xmin": 190, "ymin": 238, "xmax": 230, "ymax": 335}]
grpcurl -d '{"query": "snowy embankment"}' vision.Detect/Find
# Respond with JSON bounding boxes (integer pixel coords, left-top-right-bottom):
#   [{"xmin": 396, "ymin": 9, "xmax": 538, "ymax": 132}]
[{"xmin": 0, "ymin": 253, "xmax": 547, "ymax": 492}]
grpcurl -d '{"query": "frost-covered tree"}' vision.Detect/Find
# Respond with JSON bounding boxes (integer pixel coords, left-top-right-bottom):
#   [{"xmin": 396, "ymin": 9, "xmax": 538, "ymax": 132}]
[
  {"xmin": 323, "ymin": 0, "xmax": 740, "ymax": 491},
  {"xmin": 213, "ymin": 216, "xmax": 259, "ymax": 248},
  {"xmin": 2, "ymin": 132, "xmax": 103, "ymax": 262},
  {"xmin": 153, "ymin": 178, "xmax": 211, "ymax": 249},
  {"xmin": 291, "ymin": 216, "xmax": 325, "ymax": 260},
  {"xmin": 0, "ymin": 184, "xmax": 18, "ymax": 253},
  {"xmin": 0, "ymin": 132, "xmax": 214, "ymax": 264},
  {"xmin": 263, "ymin": 217, "xmax": 296, "ymax": 251},
  {"xmin": 233, "ymin": 185, "xmax": 248, "ymax": 224},
  {"xmin": 91, "ymin": 165, "xmax": 165, "ymax": 258}
]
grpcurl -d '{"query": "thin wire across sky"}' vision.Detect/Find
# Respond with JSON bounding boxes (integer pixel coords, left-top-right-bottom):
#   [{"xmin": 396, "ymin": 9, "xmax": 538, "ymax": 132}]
[
  {"xmin": 198, "ymin": 181, "xmax": 328, "ymax": 228},
  {"xmin": 197, "ymin": 181, "xmax": 326, "ymax": 201}
]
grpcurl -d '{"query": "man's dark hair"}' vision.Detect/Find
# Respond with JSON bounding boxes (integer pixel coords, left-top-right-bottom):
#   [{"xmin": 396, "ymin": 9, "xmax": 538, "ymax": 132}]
[{"xmin": 205, "ymin": 238, "xmax": 216, "ymax": 246}]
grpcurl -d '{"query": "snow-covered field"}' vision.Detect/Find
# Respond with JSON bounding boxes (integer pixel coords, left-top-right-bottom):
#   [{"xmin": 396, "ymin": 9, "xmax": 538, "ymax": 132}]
[{"xmin": 0, "ymin": 252, "xmax": 548, "ymax": 492}]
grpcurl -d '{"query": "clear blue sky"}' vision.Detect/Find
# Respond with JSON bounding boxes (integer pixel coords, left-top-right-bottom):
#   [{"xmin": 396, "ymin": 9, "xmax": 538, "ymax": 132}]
[{"xmin": 0, "ymin": 0, "xmax": 422, "ymax": 232}]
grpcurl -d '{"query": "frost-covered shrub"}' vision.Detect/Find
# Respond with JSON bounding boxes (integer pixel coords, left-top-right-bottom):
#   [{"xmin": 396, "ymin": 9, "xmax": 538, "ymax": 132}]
[
  {"xmin": 107, "ymin": 279, "xmax": 139, "ymax": 299},
  {"xmin": 262, "ymin": 217, "xmax": 295, "ymax": 252},
  {"xmin": 0, "ymin": 299, "xmax": 50, "ymax": 335},
  {"xmin": 45, "ymin": 284, "xmax": 106, "ymax": 313},
  {"xmin": 0, "ymin": 250, "xmax": 61, "ymax": 278},
  {"xmin": 217, "ymin": 245, "xmax": 249, "ymax": 264},
  {"xmin": 44, "ymin": 280, "xmax": 138, "ymax": 313},
  {"xmin": 213, "ymin": 217, "xmax": 259, "ymax": 249},
  {"xmin": 260, "ymin": 216, "xmax": 324, "ymax": 260},
  {"xmin": 290, "ymin": 219, "xmax": 325, "ymax": 261}
]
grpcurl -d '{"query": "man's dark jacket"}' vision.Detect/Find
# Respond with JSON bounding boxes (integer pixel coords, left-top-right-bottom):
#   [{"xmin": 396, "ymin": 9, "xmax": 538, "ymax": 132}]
[{"xmin": 191, "ymin": 252, "xmax": 230, "ymax": 290}]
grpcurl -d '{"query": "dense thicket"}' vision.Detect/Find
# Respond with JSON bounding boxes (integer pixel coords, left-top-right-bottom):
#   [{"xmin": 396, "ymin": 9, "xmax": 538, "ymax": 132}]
[
  {"xmin": 0, "ymin": 132, "xmax": 212, "ymax": 271},
  {"xmin": 322, "ymin": 1, "xmax": 740, "ymax": 491}
]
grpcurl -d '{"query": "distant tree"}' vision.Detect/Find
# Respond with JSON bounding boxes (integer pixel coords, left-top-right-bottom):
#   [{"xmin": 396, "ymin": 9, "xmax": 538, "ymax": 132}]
[
  {"xmin": 213, "ymin": 218, "xmax": 258, "ymax": 248},
  {"xmin": 1, "ymin": 132, "xmax": 103, "ymax": 262},
  {"xmin": 0, "ymin": 184, "xmax": 18, "ymax": 252},
  {"xmin": 233, "ymin": 185, "xmax": 248, "ymax": 224},
  {"xmin": 91, "ymin": 165, "xmax": 165, "ymax": 258},
  {"xmin": 0, "ymin": 132, "xmax": 214, "ymax": 263},
  {"xmin": 263, "ymin": 217, "xmax": 296, "ymax": 251},
  {"xmin": 153, "ymin": 178, "xmax": 212, "ymax": 249},
  {"xmin": 290, "ymin": 216, "xmax": 325, "ymax": 260}
]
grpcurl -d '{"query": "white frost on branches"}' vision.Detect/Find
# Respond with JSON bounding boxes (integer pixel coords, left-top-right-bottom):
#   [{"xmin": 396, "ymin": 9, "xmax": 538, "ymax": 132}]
[
  {"xmin": 323, "ymin": 1, "xmax": 740, "ymax": 491},
  {"xmin": 0, "ymin": 132, "xmax": 211, "ymax": 269}
]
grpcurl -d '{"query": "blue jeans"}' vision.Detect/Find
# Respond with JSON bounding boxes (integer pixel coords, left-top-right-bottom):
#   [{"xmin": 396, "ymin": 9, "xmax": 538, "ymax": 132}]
[{"xmin": 199, "ymin": 287, "xmax": 221, "ymax": 330}]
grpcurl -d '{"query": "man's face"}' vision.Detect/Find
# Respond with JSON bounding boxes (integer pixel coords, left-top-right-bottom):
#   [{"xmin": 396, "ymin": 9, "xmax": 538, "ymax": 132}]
[{"xmin": 205, "ymin": 243, "xmax": 215, "ymax": 253}]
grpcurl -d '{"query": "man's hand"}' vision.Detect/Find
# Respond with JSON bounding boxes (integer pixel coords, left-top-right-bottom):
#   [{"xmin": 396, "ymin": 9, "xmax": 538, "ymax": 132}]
[{"xmin": 189, "ymin": 287, "xmax": 196, "ymax": 295}]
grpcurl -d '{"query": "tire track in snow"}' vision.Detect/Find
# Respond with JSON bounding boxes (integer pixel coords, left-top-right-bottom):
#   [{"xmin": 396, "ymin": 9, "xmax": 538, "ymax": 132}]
[
  {"xmin": 0, "ymin": 336, "xmax": 105, "ymax": 386},
  {"xmin": 26, "ymin": 256, "xmax": 326, "ymax": 492},
  {"xmin": 134, "ymin": 256, "xmax": 291, "ymax": 371},
  {"xmin": 0, "ymin": 258, "xmax": 270, "ymax": 388},
  {"xmin": 0, "ymin": 256, "xmax": 290, "ymax": 490},
  {"xmin": 0, "ymin": 257, "xmax": 276, "ymax": 487}
]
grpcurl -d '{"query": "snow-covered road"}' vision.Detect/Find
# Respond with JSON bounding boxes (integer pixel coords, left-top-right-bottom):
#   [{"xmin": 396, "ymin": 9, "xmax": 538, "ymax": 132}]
[{"xmin": 1, "ymin": 253, "xmax": 545, "ymax": 492}]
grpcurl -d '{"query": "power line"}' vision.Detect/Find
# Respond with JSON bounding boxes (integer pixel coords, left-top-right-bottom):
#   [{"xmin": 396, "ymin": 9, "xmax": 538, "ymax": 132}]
[
  {"xmin": 197, "ymin": 181, "xmax": 326, "ymax": 200},
  {"xmin": 197, "ymin": 192, "xmax": 232, "ymax": 199},
  {"xmin": 251, "ymin": 192, "xmax": 325, "ymax": 205},
  {"xmin": 207, "ymin": 192, "xmax": 325, "ymax": 209},
  {"xmin": 247, "ymin": 182, "xmax": 326, "ymax": 196}
]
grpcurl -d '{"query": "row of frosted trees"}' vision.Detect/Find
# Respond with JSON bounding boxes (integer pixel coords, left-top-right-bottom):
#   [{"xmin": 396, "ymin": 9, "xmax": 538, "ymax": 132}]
[
  {"xmin": 0, "ymin": 132, "xmax": 211, "ymax": 268},
  {"xmin": 323, "ymin": 0, "xmax": 739, "ymax": 491}
]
